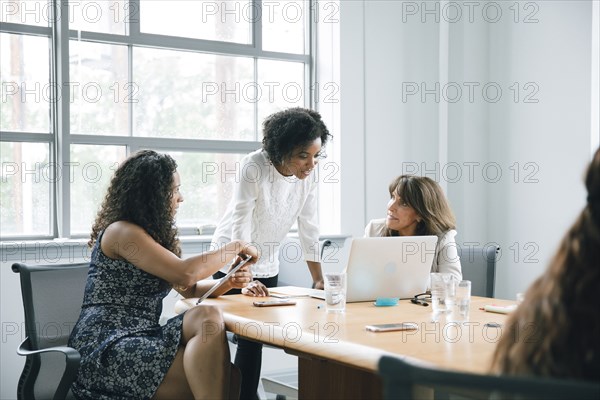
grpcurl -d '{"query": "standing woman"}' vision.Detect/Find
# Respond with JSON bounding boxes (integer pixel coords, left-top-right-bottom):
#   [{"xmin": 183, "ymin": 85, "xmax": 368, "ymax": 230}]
[
  {"xmin": 365, "ymin": 175, "xmax": 462, "ymax": 281},
  {"xmin": 68, "ymin": 150, "xmax": 258, "ymax": 399},
  {"xmin": 211, "ymin": 107, "xmax": 332, "ymax": 399}
]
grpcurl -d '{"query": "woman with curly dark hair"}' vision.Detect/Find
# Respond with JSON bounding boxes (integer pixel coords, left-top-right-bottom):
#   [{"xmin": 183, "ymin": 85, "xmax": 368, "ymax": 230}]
[
  {"xmin": 68, "ymin": 150, "xmax": 258, "ymax": 399},
  {"xmin": 210, "ymin": 107, "xmax": 332, "ymax": 399},
  {"xmin": 491, "ymin": 147, "xmax": 600, "ymax": 381}
]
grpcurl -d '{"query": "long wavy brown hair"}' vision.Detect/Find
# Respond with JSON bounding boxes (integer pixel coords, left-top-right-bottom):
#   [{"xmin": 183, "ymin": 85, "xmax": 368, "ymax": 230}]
[
  {"xmin": 491, "ymin": 148, "xmax": 600, "ymax": 381},
  {"xmin": 89, "ymin": 150, "xmax": 181, "ymax": 257},
  {"xmin": 383, "ymin": 175, "xmax": 456, "ymax": 237}
]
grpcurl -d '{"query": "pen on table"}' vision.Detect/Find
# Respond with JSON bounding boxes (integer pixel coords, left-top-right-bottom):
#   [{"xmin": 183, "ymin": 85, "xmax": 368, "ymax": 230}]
[{"xmin": 479, "ymin": 304, "xmax": 507, "ymax": 309}]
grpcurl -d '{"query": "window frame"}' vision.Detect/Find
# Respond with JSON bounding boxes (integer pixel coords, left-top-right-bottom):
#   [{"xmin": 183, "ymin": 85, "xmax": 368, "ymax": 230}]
[{"xmin": 1, "ymin": 0, "xmax": 317, "ymax": 240}]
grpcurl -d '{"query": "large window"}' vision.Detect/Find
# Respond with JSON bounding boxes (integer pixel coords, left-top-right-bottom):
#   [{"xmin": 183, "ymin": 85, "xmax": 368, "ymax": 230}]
[{"xmin": 1, "ymin": 0, "xmax": 317, "ymax": 239}]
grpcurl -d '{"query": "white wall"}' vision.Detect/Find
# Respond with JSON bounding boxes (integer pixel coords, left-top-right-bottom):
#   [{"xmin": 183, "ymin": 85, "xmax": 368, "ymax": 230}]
[
  {"xmin": 339, "ymin": 0, "xmax": 367, "ymax": 236},
  {"xmin": 337, "ymin": 0, "xmax": 597, "ymax": 299},
  {"xmin": 487, "ymin": 1, "xmax": 593, "ymax": 296}
]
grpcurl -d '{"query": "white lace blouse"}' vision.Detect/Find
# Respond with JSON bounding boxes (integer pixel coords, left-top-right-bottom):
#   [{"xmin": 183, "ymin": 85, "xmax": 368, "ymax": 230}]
[{"xmin": 211, "ymin": 149, "xmax": 320, "ymax": 278}]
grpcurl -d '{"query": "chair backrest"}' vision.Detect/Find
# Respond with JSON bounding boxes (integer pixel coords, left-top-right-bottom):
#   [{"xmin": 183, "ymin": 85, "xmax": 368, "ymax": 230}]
[
  {"xmin": 378, "ymin": 355, "xmax": 600, "ymax": 400},
  {"xmin": 457, "ymin": 245, "xmax": 499, "ymax": 297},
  {"xmin": 12, "ymin": 262, "xmax": 89, "ymax": 400}
]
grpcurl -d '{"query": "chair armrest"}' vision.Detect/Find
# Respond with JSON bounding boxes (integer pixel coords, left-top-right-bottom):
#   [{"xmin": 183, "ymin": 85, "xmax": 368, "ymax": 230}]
[
  {"xmin": 17, "ymin": 337, "xmax": 81, "ymax": 360},
  {"xmin": 17, "ymin": 337, "xmax": 81, "ymax": 400}
]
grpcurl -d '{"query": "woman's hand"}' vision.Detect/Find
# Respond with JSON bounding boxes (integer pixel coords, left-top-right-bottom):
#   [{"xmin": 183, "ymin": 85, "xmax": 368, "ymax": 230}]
[
  {"xmin": 241, "ymin": 280, "xmax": 269, "ymax": 297},
  {"xmin": 228, "ymin": 265, "xmax": 253, "ymax": 290},
  {"xmin": 237, "ymin": 242, "xmax": 259, "ymax": 264},
  {"xmin": 313, "ymin": 279, "xmax": 325, "ymax": 290}
]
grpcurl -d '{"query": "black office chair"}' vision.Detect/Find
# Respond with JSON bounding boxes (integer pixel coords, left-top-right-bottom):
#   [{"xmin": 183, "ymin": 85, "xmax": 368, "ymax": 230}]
[
  {"xmin": 378, "ymin": 355, "xmax": 600, "ymax": 400},
  {"xmin": 12, "ymin": 262, "xmax": 89, "ymax": 400},
  {"xmin": 457, "ymin": 245, "xmax": 499, "ymax": 297}
]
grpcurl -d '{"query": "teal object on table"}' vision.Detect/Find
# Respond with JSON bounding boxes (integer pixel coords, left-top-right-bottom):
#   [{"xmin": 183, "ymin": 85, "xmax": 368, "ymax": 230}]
[{"xmin": 374, "ymin": 297, "xmax": 399, "ymax": 306}]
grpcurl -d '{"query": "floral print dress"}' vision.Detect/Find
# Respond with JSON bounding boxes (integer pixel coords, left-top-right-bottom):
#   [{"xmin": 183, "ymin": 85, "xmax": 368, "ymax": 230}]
[{"xmin": 68, "ymin": 231, "xmax": 184, "ymax": 399}]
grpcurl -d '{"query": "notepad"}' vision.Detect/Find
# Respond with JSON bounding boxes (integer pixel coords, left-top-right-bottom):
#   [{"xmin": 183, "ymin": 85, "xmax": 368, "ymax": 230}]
[{"xmin": 269, "ymin": 286, "xmax": 324, "ymax": 298}]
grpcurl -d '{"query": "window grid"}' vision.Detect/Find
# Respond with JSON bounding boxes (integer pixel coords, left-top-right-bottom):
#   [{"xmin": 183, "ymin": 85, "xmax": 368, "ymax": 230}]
[{"xmin": 1, "ymin": 0, "xmax": 315, "ymax": 240}]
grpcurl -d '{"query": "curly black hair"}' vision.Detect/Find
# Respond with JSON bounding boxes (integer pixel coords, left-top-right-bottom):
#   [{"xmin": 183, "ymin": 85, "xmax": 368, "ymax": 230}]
[
  {"xmin": 89, "ymin": 150, "xmax": 181, "ymax": 256},
  {"xmin": 261, "ymin": 107, "xmax": 332, "ymax": 166}
]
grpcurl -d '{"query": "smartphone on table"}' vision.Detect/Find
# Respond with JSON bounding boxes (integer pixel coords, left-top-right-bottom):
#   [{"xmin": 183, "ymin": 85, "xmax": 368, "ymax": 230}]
[
  {"xmin": 365, "ymin": 322, "xmax": 418, "ymax": 332},
  {"xmin": 253, "ymin": 299, "xmax": 297, "ymax": 307}
]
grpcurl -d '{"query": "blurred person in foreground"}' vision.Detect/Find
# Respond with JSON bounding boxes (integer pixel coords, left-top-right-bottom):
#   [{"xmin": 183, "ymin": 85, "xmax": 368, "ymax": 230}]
[{"xmin": 492, "ymin": 148, "xmax": 600, "ymax": 381}]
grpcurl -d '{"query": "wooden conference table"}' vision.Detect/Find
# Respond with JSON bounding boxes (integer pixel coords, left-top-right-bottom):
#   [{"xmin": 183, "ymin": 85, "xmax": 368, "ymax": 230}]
[{"xmin": 177, "ymin": 292, "xmax": 515, "ymax": 399}]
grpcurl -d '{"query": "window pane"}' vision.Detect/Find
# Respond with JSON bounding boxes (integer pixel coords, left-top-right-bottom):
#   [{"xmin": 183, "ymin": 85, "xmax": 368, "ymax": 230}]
[
  {"xmin": 166, "ymin": 151, "xmax": 244, "ymax": 228},
  {"xmin": 0, "ymin": 0, "xmax": 50, "ymax": 27},
  {"xmin": 257, "ymin": 59, "xmax": 305, "ymax": 131},
  {"xmin": 0, "ymin": 141, "xmax": 51, "ymax": 236},
  {"xmin": 69, "ymin": 0, "xmax": 128, "ymax": 35},
  {"xmin": 70, "ymin": 145, "xmax": 127, "ymax": 235},
  {"xmin": 133, "ymin": 47, "xmax": 254, "ymax": 140},
  {"xmin": 70, "ymin": 40, "xmax": 129, "ymax": 135},
  {"xmin": 140, "ymin": 0, "xmax": 251, "ymax": 44},
  {"xmin": 262, "ymin": 0, "xmax": 306, "ymax": 54},
  {"xmin": 0, "ymin": 33, "xmax": 50, "ymax": 133}
]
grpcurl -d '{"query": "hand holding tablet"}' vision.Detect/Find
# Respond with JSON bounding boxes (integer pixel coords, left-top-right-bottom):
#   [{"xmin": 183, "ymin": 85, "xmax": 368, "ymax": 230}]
[{"xmin": 196, "ymin": 255, "xmax": 253, "ymax": 305}]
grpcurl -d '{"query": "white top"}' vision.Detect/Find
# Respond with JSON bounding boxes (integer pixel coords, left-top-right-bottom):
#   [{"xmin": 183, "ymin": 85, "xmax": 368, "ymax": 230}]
[
  {"xmin": 364, "ymin": 218, "xmax": 462, "ymax": 281},
  {"xmin": 211, "ymin": 149, "xmax": 320, "ymax": 278}
]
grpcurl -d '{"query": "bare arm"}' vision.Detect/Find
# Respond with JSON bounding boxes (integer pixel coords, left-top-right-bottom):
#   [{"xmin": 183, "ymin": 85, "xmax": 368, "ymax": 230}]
[
  {"xmin": 173, "ymin": 265, "xmax": 254, "ymax": 299},
  {"xmin": 307, "ymin": 260, "xmax": 324, "ymax": 289},
  {"xmin": 297, "ymin": 178, "xmax": 322, "ymax": 289},
  {"xmin": 101, "ymin": 221, "xmax": 257, "ymax": 288}
]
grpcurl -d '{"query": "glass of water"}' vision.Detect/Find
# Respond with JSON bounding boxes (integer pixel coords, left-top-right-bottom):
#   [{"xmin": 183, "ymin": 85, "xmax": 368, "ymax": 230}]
[
  {"xmin": 450, "ymin": 280, "xmax": 472, "ymax": 322},
  {"xmin": 430, "ymin": 273, "xmax": 455, "ymax": 314},
  {"xmin": 324, "ymin": 272, "xmax": 346, "ymax": 313}
]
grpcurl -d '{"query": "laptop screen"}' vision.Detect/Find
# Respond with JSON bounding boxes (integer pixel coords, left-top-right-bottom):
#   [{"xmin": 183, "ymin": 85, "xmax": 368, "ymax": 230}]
[{"xmin": 343, "ymin": 236, "xmax": 438, "ymax": 302}]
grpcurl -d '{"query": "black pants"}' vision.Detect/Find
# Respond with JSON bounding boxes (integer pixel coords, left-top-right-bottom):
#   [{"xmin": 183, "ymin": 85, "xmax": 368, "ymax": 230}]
[{"xmin": 214, "ymin": 271, "xmax": 279, "ymax": 400}]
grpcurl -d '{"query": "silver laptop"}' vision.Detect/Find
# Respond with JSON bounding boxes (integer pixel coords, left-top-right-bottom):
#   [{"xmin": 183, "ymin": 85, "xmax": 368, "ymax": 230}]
[{"xmin": 337, "ymin": 236, "xmax": 438, "ymax": 302}]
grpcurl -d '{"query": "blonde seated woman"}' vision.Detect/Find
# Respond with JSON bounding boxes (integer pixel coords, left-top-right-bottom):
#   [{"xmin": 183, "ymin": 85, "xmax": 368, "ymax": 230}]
[{"xmin": 365, "ymin": 175, "xmax": 462, "ymax": 281}]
